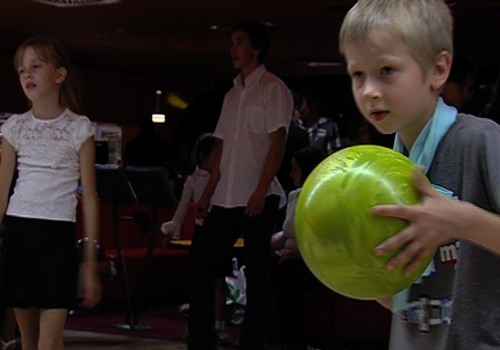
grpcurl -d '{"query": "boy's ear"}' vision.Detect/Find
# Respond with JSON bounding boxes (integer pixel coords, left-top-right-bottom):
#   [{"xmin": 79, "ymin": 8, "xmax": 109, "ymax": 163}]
[
  {"xmin": 430, "ymin": 51, "xmax": 452, "ymax": 91},
  {"xmin": 55, "ymin": 67, "xmax": 67, "ymax": 84}
]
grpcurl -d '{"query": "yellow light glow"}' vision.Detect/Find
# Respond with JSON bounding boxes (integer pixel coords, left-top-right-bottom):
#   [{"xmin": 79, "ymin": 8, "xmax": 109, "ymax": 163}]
[{"xmin": 167, "ymin": 93, "xmax": 188, "ymax": 110}]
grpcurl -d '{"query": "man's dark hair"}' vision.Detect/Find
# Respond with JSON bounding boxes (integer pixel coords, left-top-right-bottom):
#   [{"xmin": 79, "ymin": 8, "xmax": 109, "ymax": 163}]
[{"xmin": 231, "ymin": 20, "xmax": 270, "ymax": 63}]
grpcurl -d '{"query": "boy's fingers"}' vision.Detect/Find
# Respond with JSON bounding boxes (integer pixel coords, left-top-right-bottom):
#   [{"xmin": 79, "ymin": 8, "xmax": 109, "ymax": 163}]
[
  {"xmin": 403, "ymin": 251, "xmax": 430, "ymax": 276},
  {"xmin": 413, "ymin": 167, "xmax": 436, "ymax": 198},
  {"xmin": 372, "ymin": 203, "xmax": 413, "ymax": 221},
  {"xmin": 383, "ymin": 240, "xmax": 421, "ymax": 272}
]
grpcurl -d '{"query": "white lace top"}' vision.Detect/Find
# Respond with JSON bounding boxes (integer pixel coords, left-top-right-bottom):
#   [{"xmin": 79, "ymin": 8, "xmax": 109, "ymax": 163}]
[{"xmin": 1, "ymin": 109, "xmax": 94, "ymax": 222}]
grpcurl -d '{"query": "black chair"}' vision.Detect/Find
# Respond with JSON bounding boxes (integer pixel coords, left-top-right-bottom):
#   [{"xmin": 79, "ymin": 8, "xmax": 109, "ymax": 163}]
[
  {"xmin": 95, "ymin": 165, "xmax": 137, "ymax": 330},
  {"xmin": 124, "ymin": 166, "xmax": 178, "ymax": 328}
]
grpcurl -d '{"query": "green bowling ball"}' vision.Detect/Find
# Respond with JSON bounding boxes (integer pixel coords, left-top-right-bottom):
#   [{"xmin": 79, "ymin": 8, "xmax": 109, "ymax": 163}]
[{"xmin": 295, "ymin": 145, "xmax": 434, "ymax": 300}]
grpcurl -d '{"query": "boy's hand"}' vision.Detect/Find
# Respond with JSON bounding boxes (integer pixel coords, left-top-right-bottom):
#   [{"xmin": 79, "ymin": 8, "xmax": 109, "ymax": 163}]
[{"xmin": 373, "ymin": 168, "xmax": 459, "ymax": 276}]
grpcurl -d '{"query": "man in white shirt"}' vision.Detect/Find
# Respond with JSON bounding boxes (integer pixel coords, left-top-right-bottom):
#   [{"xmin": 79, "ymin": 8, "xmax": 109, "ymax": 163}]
[{"xmin": 188, "ymin": 21, "xmax": 293, "ymax": 350}]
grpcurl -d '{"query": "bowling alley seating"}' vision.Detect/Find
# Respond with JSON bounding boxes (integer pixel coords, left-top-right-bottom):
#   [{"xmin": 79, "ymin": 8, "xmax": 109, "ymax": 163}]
[{"xmin": 75, "ymin": 198, "xmax": 195, "ymax": 308}]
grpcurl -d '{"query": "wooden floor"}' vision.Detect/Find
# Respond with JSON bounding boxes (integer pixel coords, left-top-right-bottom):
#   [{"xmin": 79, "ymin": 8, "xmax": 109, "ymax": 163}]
[
  {"xmin": 4, "ymin": 330, "xmax": 242, "ymax": 350},
  {"xmin": 12, "ymin": 327, "xmax": 376, "ymax": 350},
  {"xmin": 63, "ymin": 330, "xmax": 188, "ymax": 349}
]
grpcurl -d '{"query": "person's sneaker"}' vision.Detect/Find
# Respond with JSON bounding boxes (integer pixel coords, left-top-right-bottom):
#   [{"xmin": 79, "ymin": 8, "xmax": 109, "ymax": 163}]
[{"xmin": 216, "ymin": 328, "xmax": 232, "ymax": 346}]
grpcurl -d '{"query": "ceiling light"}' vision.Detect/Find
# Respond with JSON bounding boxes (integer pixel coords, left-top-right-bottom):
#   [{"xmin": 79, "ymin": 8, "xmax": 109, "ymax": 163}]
[
  {"xmin": 208, "ymin": 20, "xmax": 274, "ymax": 32},
  {"xmin": 260, "ymin": 20, "xmax": 275, "ymax": 28},
  {"xmin": 152, "ymin": 90, "xmax": 166, "ymax": 124},
  {"xmin": 152, "ymin": 114, "xmax": 165, "ymax": 124},
  {"xmin": 305, "ymin": 61, "xmax": 343, "ymax": 68},
  {"xmin": 29, "ymin": 0, "xmax": 120, "ymax": 7},
  {"xmin": 208, "ymin": 24, "xmax": 231, "ymax": 32}
]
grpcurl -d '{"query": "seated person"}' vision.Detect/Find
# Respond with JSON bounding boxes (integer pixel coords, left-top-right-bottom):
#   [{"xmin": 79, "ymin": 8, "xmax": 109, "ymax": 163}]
[
  {"xmin": 160, "ymin": 133, "xmax": 231, "ymax": 346},
  {"xmin": 272, "ymin": 146, "xmax": 325, "ymax": 259},
  {"xmin": 441, "ymin": 51, "xmax": 479, "ymax": 113},
  {"xmin": 270, "ymin": 146, "xmax": 325, "ymax": 349}
]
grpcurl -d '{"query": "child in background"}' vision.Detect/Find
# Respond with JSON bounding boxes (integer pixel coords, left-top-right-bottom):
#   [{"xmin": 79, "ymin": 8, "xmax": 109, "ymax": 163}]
[
  {"xmin": 270, "ymin": 146, "xmax": 325, "ymax": 349},
  {"xmin": 160, "ymin": 133, "xmax": 231, "ymax": 346},
  {"xmin": 339, "ymin": 1, "xmax": 500, "ymax": 349},
  {"xmin": 272, "ymin": 146, "xmax": 325, "ymax": 261},
  {"xmin": 0, "ymin": 37, "xmax": 100, "ymax": 350},
  {"xmin": 441, "ymin": 52, "xmax": 479, "ymax": 113}
]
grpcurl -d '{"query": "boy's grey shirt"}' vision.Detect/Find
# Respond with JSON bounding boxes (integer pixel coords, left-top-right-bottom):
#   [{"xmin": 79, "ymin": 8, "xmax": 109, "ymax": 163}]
[{"xmin": 389, "ymin": 114, "xmax": 500, "ymax": 350}]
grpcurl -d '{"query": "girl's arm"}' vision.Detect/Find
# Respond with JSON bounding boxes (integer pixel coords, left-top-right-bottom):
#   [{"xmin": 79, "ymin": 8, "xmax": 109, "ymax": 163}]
[
  {"xmin": 78, "ymin": 136, "xmax": 101, "ymax": 308},
  {"xmin": 170, "ymin": 176, "xmax": 195, "ymax": 236},
  {"xmin": 161, "ymin": 176, "xmax": 195, "ymax": 244},
  {"xmin": 0, "ymin": 138, "xmax": 16, "ymax": 226}
]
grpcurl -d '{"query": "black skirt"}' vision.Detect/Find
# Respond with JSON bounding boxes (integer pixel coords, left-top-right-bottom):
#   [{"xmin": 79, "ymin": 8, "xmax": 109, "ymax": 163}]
[{"xmin": 1, "ymin": 216, "xmax": 78, "ymax": 309}]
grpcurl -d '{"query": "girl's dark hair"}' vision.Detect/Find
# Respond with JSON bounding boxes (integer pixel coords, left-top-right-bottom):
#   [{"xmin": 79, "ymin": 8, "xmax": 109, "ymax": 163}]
[
  {"xmin": 193, "ymin": 133, "xmax": 222, "ymax": 166},
  {"xmin": 293, "ymin": 146, "xmax": 325, "ymax": 183},
  {"xmin": 231, "ymin": 21, "xmax": 270, "ymax": 63},
  {"xmin": 14, "ymin": 36, "xmax": 82, "ymax": 113}
]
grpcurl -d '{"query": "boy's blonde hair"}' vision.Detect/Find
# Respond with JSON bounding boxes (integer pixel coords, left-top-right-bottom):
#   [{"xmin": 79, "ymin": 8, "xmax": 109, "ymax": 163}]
[{"xmin": 339, "ymin": 0, "xmax": 453, "ymax": 73}]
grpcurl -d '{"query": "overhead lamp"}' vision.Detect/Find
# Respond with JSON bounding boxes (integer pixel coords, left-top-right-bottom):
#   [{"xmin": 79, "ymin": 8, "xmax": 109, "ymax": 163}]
[
  {"xmin": 29, "ymin": 0, "xmax": 120, "ymax": 7},
  {"xmin": 305, "ymin": 61, "xmax": 343, "ymax": 68},
  {"xmin": 152, "ymin": 90, "xmax": 166, "ymax": 124},
  {"xmin": 151, "ymin": 113, "xmax": 165, "ymax": 124}
]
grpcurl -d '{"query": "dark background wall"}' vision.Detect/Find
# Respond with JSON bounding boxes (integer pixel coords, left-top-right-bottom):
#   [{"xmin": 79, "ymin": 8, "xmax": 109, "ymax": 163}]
[{"xmin": 0, "ymin": 50, "xmax": 361, "ymax": 166}]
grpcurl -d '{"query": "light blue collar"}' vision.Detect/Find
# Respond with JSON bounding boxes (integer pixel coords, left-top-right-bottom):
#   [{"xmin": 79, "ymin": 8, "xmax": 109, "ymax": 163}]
[
  {"xmin": 393, "ymin": 98, "xmax": 457, "ymax": 174},
  {"xmin": 391, "ymin": 98, "xmax": 457, "ymax": 313}
]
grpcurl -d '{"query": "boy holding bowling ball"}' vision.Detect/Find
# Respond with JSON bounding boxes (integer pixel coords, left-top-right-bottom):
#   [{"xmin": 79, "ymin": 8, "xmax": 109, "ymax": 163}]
[{"xmin": 339, "ymin": 0, "xmax": 500, "ymax": 349}]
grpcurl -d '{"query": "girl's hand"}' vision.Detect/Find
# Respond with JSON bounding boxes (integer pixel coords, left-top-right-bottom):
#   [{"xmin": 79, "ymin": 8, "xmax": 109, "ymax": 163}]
[
  {"xmin": 196, "ymin": 196, "xmax": 209, "ymax": 219},
  {"xmin": 161, "ymin": 233, "xmax": 175, "ymax": 249},
  {"xmin": 277, "ymin": 248, "xmax": 301, "ymax": 263},
  {"xmin": 79, "ymin": 266, "xmax": 101, "ymax": 309},
  {"xmin": 373, "ymin": 168, "xmax": 460, "ymax": 276}
]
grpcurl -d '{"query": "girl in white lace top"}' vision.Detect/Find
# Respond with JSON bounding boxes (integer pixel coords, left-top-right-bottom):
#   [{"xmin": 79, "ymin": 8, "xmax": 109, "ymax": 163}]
[{"xmin": 0, "ymin": 37, "xmax": 100, "ymax": 350}]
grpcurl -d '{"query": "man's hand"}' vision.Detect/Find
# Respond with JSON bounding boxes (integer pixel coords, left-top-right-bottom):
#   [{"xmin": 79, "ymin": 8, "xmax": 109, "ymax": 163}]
[{"xmin": 245, "ymin": 189, "xmax": 266, "ymax": 217}]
